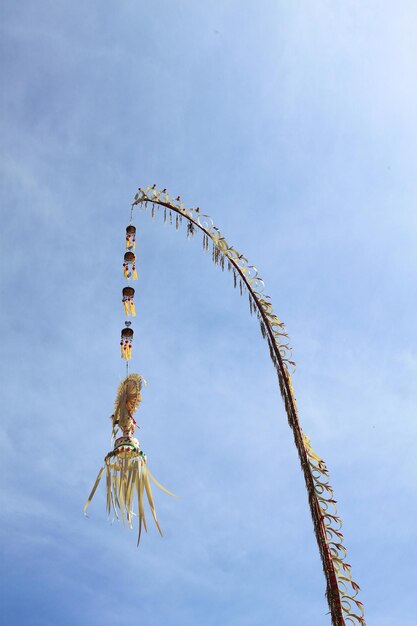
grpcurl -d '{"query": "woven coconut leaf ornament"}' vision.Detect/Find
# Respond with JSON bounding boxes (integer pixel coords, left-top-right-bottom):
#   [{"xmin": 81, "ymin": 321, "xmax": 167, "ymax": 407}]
[{"xmin": 85, "ymin": 219, "xmax": 175, "ymax": 545}]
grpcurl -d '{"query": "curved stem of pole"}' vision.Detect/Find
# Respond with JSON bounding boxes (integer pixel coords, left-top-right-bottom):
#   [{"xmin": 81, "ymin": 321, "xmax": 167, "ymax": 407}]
[{"xmin": 132, "ymin": 186, "xmax": 365, "ymax": 626}]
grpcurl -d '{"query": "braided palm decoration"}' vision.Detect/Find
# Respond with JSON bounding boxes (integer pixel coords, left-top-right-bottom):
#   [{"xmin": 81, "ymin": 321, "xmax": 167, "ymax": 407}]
[{"xmin": 132, "ymin": 185, "xmax": 365, "ymax": 626}]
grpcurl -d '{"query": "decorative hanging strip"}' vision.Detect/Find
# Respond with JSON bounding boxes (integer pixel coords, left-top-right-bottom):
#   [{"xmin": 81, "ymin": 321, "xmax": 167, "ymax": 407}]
[
  {"xmin": 123, "ymin": 251, "xmax": 137, "ymax": 280},
  {"xmin": 120, "ymin": 325, "xmax": 133, "ymax": 361},
  {"xmin": 126, "ymin": 224, "xmax": 136, "ymax": 251},
  {"xmin": 122, "ymin": 286, "xmax": 136, "ymax": 317},
  {"xmin": 85, "ymin": 217, "xmax": 175, "ymax": 545}
]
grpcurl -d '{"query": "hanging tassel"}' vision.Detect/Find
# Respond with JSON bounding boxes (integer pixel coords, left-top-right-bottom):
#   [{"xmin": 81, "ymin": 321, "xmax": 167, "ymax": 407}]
[
  {"xmin": 124, "ymin": 252, "xmax": 136, "ymax": 279},
  {"xmin": 126, "ymin": 225, "xmax": 136, "ymax": 251},
  {"xmin": 122, "ymin": 287, "xmax": 135, "ymax": 317},
  {"xmin": 84, "ymin": 439, "xmax": 176, "ymax": 544},
  {"xmin": 120, "ymin": 341, "xmax": 124, "ymax": 358},
  {"xmin": 133, "ymin": 265, "xmax": 138, "ymax": 280},
  {"xmin": 121, "ymin": 327, "xmax": 133, "ymax": 361}
]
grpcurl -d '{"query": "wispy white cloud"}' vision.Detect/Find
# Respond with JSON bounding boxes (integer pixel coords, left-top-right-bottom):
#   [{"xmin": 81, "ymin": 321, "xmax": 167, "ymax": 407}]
[{"xmin": 1, "ymin": 1, "xmax": 416, "ymax": 624}]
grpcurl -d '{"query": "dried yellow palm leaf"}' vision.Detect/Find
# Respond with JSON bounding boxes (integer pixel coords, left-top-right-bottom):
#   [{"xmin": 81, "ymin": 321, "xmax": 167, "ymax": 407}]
[{"xmin": 113, "ymin": 373, "xmax": 144, "ymax": 436}]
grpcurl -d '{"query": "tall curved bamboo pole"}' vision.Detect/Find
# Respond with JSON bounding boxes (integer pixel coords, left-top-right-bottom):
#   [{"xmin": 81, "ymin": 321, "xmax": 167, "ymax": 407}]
[{"xmin": 132, "ymin": 185, "xmax": 365, "ymax": 626}]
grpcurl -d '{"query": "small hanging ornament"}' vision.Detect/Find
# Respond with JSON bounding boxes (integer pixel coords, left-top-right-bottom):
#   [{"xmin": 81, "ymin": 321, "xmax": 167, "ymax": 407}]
[
  {"xmin": 122, "ymin": 286, "xmax": 136, "ymax": 317},
  {"xmin": 120, "ymin": 325, "xmax": 134, "ymax": 361},
  {"xmin": 126, "ymin": 224, "xmax": 136, "ymax": 251},
  {"xmin": 123, "ymin": 251, "xmax": 138, "ymax": 280},
  {"xmin": 84, "ymin": 374, "xmax": 175, "ymax": 544}
]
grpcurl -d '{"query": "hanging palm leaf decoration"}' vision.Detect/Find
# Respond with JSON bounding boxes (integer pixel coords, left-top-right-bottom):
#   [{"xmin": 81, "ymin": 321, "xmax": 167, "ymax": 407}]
[
  {"xmin": 84, "ymin": 374, "xmax": 175, "ymax": 544},
  {"xmin": 85, "ymin": 219, "xmax": 175, "ymax": 545},
  {"xmin": 123, "ymin": 251, "xmax": 137, "ymax": 280},
  {"xmin": 120, "ymin": 326, "xmax": 134, "ymax": 361},
  {"xmin": 128, "ymin": 184, "xmax": 365, "ymax": 626},
  {"xmin": 122, "ymin": 286, "xmax": 136, "ymax": 317},
  {"xmin": 126, "ymin": 224, "xmax": 136, "ymax": 251},
  {"xmin": 112, "ymin": 372, "xmax": 143, "ymax": 438}
]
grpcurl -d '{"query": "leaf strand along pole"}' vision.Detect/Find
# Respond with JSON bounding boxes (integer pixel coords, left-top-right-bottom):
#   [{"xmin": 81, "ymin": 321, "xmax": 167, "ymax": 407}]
[{"xmin": 132, "ymin": 185, "xmax": 365, "ymax": 626}]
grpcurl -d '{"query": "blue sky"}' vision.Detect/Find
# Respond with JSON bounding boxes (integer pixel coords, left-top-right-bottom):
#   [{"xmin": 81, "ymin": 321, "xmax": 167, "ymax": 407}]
[{"xmin": 1, "ymin": 2, "xmax": 416, "ymax": 624}]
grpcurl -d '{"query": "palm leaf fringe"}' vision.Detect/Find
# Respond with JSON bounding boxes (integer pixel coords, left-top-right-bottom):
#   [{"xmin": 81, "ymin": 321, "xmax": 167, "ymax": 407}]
[{"xmin": 84, "ymin": 453, "xmax": 176, "ymax": 546}]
